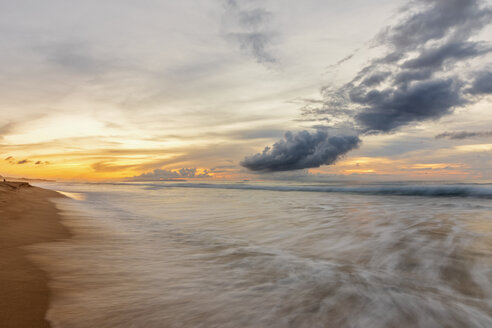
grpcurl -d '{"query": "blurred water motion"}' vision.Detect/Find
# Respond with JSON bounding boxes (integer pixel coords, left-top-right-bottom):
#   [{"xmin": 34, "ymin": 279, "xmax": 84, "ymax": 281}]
[{"xmin": 31, "ymin": 182, "xmax": 492, "ymax": 327}]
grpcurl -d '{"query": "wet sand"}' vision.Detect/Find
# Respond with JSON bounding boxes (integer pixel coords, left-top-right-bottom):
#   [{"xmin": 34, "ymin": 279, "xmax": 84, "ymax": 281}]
[{"xmin": 0, "ymin": 182, "xmax": 69, "ymax": 328}]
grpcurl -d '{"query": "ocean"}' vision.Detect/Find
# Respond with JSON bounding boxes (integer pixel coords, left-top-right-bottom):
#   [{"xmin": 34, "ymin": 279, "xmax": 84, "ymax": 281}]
[{"xmin": 30, "ymin": 181, "xmax": 492, "ymax": 327}]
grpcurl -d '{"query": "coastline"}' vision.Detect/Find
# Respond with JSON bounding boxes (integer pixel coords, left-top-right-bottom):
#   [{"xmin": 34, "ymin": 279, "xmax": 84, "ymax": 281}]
[{"xmin": 0, "ymin": 182, "xmax": 70, "ymax": 328}]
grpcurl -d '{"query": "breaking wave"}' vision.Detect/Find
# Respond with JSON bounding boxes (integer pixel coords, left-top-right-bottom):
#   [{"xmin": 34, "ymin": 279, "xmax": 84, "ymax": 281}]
[{"xmin": 120, "ymin": 182, "xmax": 492, "ymax": 198}]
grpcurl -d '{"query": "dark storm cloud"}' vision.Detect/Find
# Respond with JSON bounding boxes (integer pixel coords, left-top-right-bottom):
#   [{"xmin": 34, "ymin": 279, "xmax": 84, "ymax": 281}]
[
  {"xmin": 348, "ymin": 0, "xmax": 491, "ymax": 133},
  {"xmin": 393, "ymin": 69, "xmax": 432, "ymax": 84},
  {"xmin": 242, "ymin": 0, "xmax": 491, "ymax": 172},
  {"xmin": 435, "ymin": 131, "xmax": 492, "ymax": 139},
  {"xmin": 468, "ymin": 70, "xmax": 492, "ymax": 94},
  {"xmin": 222, "ymin": 0, "xmax": 275, "ymax": 64},
  {"xmin": 17, "ymin": 159, "xmax": 30, "ymax": 164},
  {"xmin": 401, "ymin": 42, "xmax": 491, "ymax": 70},
  {"xmin": 241, "ymin": 130, "xmax": 360, "ymax": 172},
  {"xmin": 360, "ymin": 71, "xmax": 391, "ymax": 87},
  {"xmin": 354, "ymin": 79, "xmax": 465, "ymax": 133},
  {"xmin": 306, "ymin": 0, "xmax": 491, "ymax": 133},
  {"xmin": 377, "ymin": 0, "xmax": 491, "ymax": 50}
]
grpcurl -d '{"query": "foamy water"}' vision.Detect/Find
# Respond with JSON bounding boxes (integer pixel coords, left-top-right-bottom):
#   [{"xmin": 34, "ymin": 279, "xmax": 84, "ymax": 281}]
[{"xmin": 30, "ymin": 182, "xmax": 492, "ymax": 327}]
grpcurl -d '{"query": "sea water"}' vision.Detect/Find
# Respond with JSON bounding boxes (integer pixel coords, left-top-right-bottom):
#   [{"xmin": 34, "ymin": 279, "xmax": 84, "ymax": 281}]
[{"xmin": 31, "ymin": 181, "xmax": 492, "ymax": 327}]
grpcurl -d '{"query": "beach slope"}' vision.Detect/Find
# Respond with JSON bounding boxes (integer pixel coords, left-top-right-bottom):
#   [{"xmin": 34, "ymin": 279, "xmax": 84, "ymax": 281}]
[{"xmin": 0, "ymin": 182, "xmax": 69, "ymax": 328}]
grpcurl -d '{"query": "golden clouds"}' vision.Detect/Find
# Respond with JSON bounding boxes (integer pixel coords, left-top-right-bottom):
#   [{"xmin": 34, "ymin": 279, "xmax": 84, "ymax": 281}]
[{"xmin": 309, "ymin": 156, "xmax": 474, "ymax": 180}]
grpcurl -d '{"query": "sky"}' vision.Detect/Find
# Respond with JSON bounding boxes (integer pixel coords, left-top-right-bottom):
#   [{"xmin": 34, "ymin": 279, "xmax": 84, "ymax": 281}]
[{"xmin": 0, "ymin": 0, "xmax": 491, "ymax": 182}]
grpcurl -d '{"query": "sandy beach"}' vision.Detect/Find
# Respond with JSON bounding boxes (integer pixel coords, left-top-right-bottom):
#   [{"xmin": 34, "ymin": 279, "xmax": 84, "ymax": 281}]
[{"xmin": 0, "ymin": 182, "xmax": 69, "ymax": 328}]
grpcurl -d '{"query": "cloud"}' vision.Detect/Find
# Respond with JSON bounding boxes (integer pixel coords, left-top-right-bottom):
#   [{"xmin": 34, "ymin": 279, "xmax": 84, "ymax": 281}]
[
  {"xmin": 401, "ymin": 41, "xmax": 491, "ymax": 70},
  {"xmin": 334, "ymin": 53, "xmax": 354, "ymax": 66},
  {"xmin": 4, "ymin": 156, "xmax": 15, "ymax": 164},
  {"xmin": 376, "ymin": 0, "xmax": 491, "ymax": 51},
  {"xmin": 435, "ymin": 131, "xmax": 492, "ymax": 139},
  {"xmin": 91, "ymin": 161, "xmax": 139, "ymax": 173},
  {"xmin": 393, "ymin": 69, "xmax": 432, "ymax": 84},
  {"xmin": 3, "ymin": 156, "xmax": 48, "ymax": 165},
  {"xmin": 310, "ymin": 0, "xmax": 491, "ymax": 132},
  {"xmin": 3, "ymin": 156, "xmax": 34, "ymax": 165},
  {"xmin": 241, "ymin": 130, "xmax": 361, "ymax": 172},
  {"xmin": 0, "ymin": 122, "xmax": 15, "ymax": 139},
  {"xmin": 177, "ymin": 168, "xmax": 203, "ymax": 178},
  {"xmin": 354, "ymin": 78, "xmax": 465, "ymax": 133},
  {"xmin": 346, "ymin": 0, "xmax": 491, "ymax": 133},
  {"xmin": 359, "ymin": 71, "xmax": 391, "ymax": 87},
  {"xmin": 221, "ymin": 0, "xmax": 276, "ymax": 64},
  {"xmin": 468, "ymin": 70, "xmax": 492, "ymax": 94},
  {"xmin": 242, "ymin": 0, "xmax": 492, "ymax": 172},
  {"xmin": 129, "ymin": 167, "xmax": 212, "ymax": 181}
]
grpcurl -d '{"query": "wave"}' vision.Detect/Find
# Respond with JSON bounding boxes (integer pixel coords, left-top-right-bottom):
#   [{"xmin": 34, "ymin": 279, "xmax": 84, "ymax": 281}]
[{"xmin": 122, "ymin": 182, "xmax": 492, "ymax": 198}]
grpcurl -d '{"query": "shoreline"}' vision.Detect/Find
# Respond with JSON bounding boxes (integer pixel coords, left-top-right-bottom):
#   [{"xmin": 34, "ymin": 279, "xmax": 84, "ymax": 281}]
[{"xmin": 0, "ymin": 182, "xmax": 70, "ymax": 328}]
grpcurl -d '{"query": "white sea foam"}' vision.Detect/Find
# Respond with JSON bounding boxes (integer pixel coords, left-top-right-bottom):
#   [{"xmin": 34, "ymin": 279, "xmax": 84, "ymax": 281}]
[
  {"xmin": 104, "ymin": 181, "xmax": 492, "ymax": 198},
  {"xmin": 29, "ymin": 182, "xmax": 492, "ymax": 327}
]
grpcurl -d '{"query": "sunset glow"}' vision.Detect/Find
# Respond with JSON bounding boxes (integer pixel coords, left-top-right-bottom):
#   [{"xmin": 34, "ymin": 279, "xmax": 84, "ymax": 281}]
[{"xmin": 1, "ymin": 0, "xmax": 491, "ymax": 182}]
